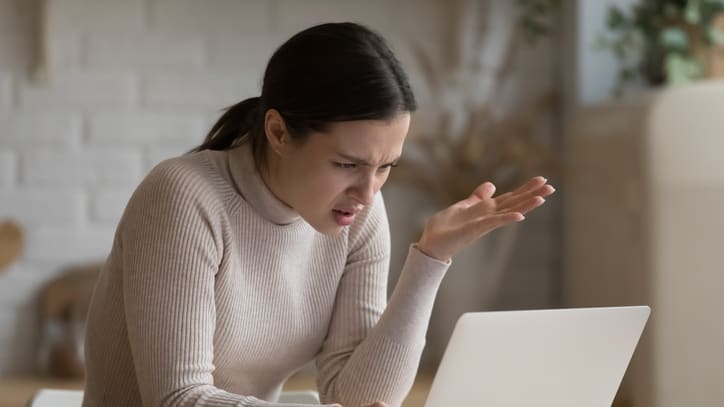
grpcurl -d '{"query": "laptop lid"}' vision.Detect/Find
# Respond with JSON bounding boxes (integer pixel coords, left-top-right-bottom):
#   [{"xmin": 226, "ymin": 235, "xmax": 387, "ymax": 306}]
[{"xmin": 424, "ymin": 306, "xmax": 650, "ymax": 407}]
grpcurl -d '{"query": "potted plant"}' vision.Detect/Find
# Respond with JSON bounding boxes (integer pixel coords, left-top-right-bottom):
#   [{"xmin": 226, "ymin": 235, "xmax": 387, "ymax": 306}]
[{"xmin": 598, "ymin": 0, "xmax": 724, "ymax": 92}]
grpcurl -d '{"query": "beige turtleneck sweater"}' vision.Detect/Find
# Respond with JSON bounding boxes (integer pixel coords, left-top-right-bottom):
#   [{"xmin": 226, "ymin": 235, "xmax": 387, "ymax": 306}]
[{"xmin": 82, "ymin": 144, "xmax": 449, "ymax": 407}]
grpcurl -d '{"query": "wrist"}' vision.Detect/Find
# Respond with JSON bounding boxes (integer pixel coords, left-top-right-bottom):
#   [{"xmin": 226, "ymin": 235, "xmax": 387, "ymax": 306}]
[{"xmin": 414, "ymin": 242, "xmax": 449, "ymax": 262}]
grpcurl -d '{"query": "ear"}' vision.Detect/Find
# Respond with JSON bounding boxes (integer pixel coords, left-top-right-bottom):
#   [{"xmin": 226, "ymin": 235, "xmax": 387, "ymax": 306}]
[{"xmin": 264, "ymin": 109, "xmax": 290, "ymax": 155}]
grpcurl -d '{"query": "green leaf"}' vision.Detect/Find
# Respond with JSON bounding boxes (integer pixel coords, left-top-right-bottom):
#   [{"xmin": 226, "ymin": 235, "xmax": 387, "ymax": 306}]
[
  {"xmin": 659, "ymin": 27, "xmax": 690, "ymax": 51},
  {"xmin": 620, "ymin": 67, "xmax": 638, "ymax": 82},
  {"xmin": 700, "ymin": 1, "xmax": 724, "ymax": 19},
  {"xmin": 685, "ymin": 1, "xmax": 702, "ymax": 24},
  {"xmin": 607, "ymin": 7, "xmax": 627, "ymax": 30},
  {"xmin": 593, "ymin": 34, "xmax": 611, "ymax": 50},
  {"xmin": 613, "ymin": 41, "xmax": 627, "ymax": 59},
  {"xmin": 665, "ymin": 53, "xmax": 704, "ymax": 84},
  {"xmin": 708, "ymin": 25, "xmax": 724, "ymax": 45}
]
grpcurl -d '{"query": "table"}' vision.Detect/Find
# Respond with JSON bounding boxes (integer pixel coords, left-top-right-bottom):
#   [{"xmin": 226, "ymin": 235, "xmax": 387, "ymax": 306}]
[{"xmin": 0, "ymin": 371, "xmax": 434, "ymax": 407}]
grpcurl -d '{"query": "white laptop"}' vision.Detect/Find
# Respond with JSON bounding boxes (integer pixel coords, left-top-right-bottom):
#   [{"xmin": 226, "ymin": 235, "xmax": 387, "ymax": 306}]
[{"xmin": 424, "ymin": 306, "xmax": 650, "ymax": 407}]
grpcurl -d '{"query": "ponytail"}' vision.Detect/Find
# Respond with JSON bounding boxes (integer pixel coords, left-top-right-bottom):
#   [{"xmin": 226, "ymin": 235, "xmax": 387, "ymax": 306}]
[{"xmin": 192, "ymin": 96, "xmax": 263, "ymax": 152}]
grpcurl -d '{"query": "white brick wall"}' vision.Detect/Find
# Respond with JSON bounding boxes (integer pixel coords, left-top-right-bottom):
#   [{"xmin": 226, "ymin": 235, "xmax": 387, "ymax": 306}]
[
  {"xmin": 0, "ymin": 150, "xmax": 16, "ymax": 187},
  {"xmin": 149, "ymin": 0, "xmax": 272, "ymax": 34},
  {"xmin": 18, "ymin": 72, "xmax": 139, "ymax": 109},
  {"xmin": 85, "ymin": 34, "xmax": 206, "ymax": 70},
  {"xmin": 142, "ymin": 72, "xmax": 262, "ymax": 109},
  {"xmin": 0, "ymin": 188, "xmax": 84, "ymax": 226},
  {"xmin": 87, "ymin": 112, "xmax": 204, "ymax": 148},
  {"xmin": 91, "ymin": 185, "xmax": 138, "ymax": 225},
  {"xmin": 0, "ymin": 72, "xmax": 11, "ymax": 109},
  {"xmin": 206, "ymin": 32, "xmax": 285, "ymax": 72},
  {"xmin": 0, "ymin": 261, "xmax": 60, "ymax": 313},
  {"xmin": 22, "ymin": 150, "xmax": 143, "ymax": 187},
  {"xmin": 0, "ymin": 112, "xmax": 82, "ymax": 149},
  {"xmin": 26, "ymin": 226, "xmax": 116, "ymax": 264},
  {"xmin": 44, "ymin": 33, "xmax": 83, "ymax": 73},
  {"xmin": 46, "ymin": 0, "xmax": 147, "ymax": 33},
  {"xmin": 0, "ymin": 0, "xmax": 559, "ymax": 375},
  {"xmin": 0, "ymin": 0, "xmax": 34, "ymax": 74},
  {"xmin": 43, "ymin": 0, "xmax": 147, "ymax": 73},
  {"xmin": 275, "ymin": 0, "xmax": 393, "ymax": 37}
]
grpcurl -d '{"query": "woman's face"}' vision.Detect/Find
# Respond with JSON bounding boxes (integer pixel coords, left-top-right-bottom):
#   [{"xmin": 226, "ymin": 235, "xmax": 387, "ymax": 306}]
[{"xmin": 264, "ymin": 112, "xmax": 410, "ymax": 235}]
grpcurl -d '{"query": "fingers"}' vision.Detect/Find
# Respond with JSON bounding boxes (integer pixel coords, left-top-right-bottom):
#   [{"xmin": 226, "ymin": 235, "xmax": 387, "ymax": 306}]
[
  {"xmin": 461, "ymin": 177, "xmax": 549, "ymax": 210},
  {"xmin": 462, "ymin": 211, "xmax": 524, "ymax": 239},
  {"xmin": 468, "ymin": 178, "xmax": 552, "ymax": 220},
  {"xmin": 473, "ymin": 182, "xmax": 496, "ymax": 199},
  {"xmin": 535, "ymin": 184, "xmax": 556, "ymax": 199},
  {"xmin": 459, "ymin": 182, "xmax": 496, "ymax": 208},
  {"xmin": 506, "ymin": 195, "xmax": 546, "ymax": 215},
  {"xmin": 497, "ymin": 178, "xmax": 555, "ymax": 211},
  {"xmin": 512, "ymin": 176, "xmax": 547, "ymax": 195},
  {"xmin": 499, "ymin": 184, "xmax": 553, "ymax": 212}
]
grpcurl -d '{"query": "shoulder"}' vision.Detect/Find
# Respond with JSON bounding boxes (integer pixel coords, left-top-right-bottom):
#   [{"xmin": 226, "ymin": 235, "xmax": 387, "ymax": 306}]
[
  {"xmin": 128, "ymin": 152, "xmax": 224, "ymax": 215},
  {"xmin": 145, "ymin": 152, "xmax": 213, "ymax": 189}
]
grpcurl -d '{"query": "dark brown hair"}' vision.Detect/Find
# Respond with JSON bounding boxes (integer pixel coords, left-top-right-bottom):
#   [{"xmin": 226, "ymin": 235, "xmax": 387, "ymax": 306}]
[{"xmin": 192, "ymin": 22, "xmax": 417, "ymax": 170}]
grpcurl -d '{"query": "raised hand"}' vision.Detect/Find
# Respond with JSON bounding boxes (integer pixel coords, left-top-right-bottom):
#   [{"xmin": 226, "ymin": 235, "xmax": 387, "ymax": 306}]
[{"xmin": 416, "ymin": 176, "xmax": 555, "ymax": 261}]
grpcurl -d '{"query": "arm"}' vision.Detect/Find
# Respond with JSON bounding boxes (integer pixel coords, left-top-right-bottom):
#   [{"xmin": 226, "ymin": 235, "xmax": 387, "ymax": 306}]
[
  {"xmin": 121, "ymin": 162, "xmax": 334, "ymax": 407},
  {"xmin": 316, "ymin": 194, "xmax": 449, "ymax": 407},
  {"xmin": 316, "ymin": 177, "xmax": 555, "ymax": 407}
]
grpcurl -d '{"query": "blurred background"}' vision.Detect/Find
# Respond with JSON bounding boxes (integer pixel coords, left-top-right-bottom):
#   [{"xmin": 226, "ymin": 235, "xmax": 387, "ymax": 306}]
[{"xmin": 1, "ymin": 0, "xmax": 723, "ymax": 406}]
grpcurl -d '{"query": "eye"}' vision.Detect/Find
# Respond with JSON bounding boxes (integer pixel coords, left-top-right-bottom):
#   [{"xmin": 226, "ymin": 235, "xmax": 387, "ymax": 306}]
[
  {"xmin": 378, "ymin": 162, "xmax": 399, "ymax": 172},
  {"xmin": 333, "ymin": 162, "xmax": 357, "ymax": 169}
]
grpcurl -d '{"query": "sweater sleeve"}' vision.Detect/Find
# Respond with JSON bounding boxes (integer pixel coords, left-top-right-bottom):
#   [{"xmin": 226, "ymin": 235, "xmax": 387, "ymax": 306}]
[
  {"xmin": 315, "ymin": 193, "xmax": 450, "ymax": 407},
  {"xmin": 120, "ymin": 161, "xmax": 334, "ymax": 407}
]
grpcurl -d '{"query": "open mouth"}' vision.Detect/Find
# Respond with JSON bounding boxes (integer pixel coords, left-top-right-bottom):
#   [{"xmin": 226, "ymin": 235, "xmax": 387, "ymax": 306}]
[{"xmin": 332, "ymin": 209, "xmax": 357, "ymax": 226}]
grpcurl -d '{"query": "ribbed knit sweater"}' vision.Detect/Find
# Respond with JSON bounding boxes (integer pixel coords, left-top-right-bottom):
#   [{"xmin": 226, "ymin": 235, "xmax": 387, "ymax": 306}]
[{"xmin": 82, "ymin": 144, "xmax": 449, "ymax": 407}]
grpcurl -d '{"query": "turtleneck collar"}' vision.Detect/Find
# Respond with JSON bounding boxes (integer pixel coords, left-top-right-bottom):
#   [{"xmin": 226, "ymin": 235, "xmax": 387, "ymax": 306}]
[{"xmin": 226, "ymin": 143, "xmax": 301, "ymax": 225}]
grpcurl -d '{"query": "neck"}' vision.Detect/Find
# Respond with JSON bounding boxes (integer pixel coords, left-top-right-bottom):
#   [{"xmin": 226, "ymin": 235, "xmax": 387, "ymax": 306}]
[{"xmin": 259, "ymin": 148, "xmax": 290, "ymax": 209}]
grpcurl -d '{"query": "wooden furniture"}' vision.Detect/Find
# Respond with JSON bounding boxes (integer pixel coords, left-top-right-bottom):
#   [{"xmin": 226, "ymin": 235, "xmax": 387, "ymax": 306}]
[
  {"xmin": 565, "ymin": 80, "xmax": 724, "ymax": 407},
  {"xmin": 0, "ymin": 220, "xmax": 22, "ymax": 273}
]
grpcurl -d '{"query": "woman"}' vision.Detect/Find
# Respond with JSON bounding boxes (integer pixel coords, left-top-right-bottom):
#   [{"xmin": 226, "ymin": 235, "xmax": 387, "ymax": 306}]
[{"xmin": 82, "ymin": 22, "xmax": 553, "ymax": 407}]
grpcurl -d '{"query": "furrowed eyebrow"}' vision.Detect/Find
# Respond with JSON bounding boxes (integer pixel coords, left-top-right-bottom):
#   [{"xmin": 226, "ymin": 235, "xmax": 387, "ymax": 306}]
[{"xmin": 337, "ymin": 153, "xmax": 400, "ymax": 167}]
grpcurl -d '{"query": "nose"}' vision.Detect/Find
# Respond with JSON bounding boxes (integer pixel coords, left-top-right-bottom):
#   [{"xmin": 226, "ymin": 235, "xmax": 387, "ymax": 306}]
[{"xmin": 350, "ymin": 172, "xmax": 378, "ymax": 206}]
